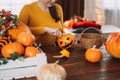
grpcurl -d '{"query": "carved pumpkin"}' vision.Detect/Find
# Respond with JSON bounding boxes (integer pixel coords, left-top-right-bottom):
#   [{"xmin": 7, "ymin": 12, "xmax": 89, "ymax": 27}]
[
  {"xmin": 1, "ymin": 42, "xmax": 24, "ymax": 58},
  {"xmin": 7, "ymin": 22, "xmax": 31, "ymax": 40},
  {"xmin": 105, "ymin": 32, "xmax": 120, "ymax": 58},
  {"xmin": 37, "ymin": 61, "xmax": 66, "ymax": 80},
  {"xmin": 57, "ymin": 33, "xmax": 75, "ymax": 49},
  {"xmin": 24, "ymin": 46, "xmax": 40, "ymax": 58},
  {"xmin": 17, "ymin": 32, "xmax": 36, "ymax": 46}
]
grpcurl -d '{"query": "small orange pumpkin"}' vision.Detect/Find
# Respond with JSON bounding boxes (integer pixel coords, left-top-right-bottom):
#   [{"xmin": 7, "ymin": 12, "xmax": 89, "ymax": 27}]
[
  {"xmin": 7, "ymin": 22, "xmax": 31, "ymax": 40},
  {"xmin": 63, "ymin": 19, "xmax": 74, "ymax": 29},
  {"xmin": 24, "ymin": 46, "xmax": 40, "ymax": 58},
  {"xmin": 57, "ymin": 33, "xmax": 75, "ymax": 49},
  {"xmin": 105, "ymin": 32, "xmax": 120, "ymax": 58},
  {"xmin": 17, "ymin": 32, "xmax": 36, "ymax": 46},
  {"xmin": 1, "ymin": 42, "xmax": 24, "ymax": 58},
  {"xmin": 85, "ymin": 45, "xmax": 103, "ymax": 63}
]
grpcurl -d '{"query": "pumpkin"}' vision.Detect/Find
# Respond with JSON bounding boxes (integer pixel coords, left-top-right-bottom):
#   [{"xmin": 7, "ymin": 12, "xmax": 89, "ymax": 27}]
[
  {"xmin": 63, "ymin": 16, "xmax": 87, "ymax": 29},
  {"xmin": 63, "ymin": 19, "xmax": 74, "ymax": 29},
  {"xmin": 0, "ymin": 36, "xmax": 2, "ymax": 39},
  {"xmin": 85, "ymin": 45, "xmax": 103, "ymax": 63},
  {"xmin": 105, "ymin": 32, "xmax": 120, "ymax": 58},
  {"xmin": 1, "ymin": 42, "xmax": 24, "ymax": 58},
  {"xmin": 0, "ymin": 37, "xmax": 11, "ymax": 58},
  {"xmin": 17, "ymin": 32, "xmax": 36, "ymax": 46},
  {"xmin": 24, "ymin": 46, "xmax": 40, "ymax": 58},
  {"xmin": 37, "ymin": 61, "xmax": 66, "ymax": 80},
  {"xmin": 0, "ymin": 38, "xmax": 10, "ymax": 48},
  {"xmin": 57, "ymin": 33, "xmax": 75, "ymax": 49},
  {"xmin": 7, "ymin": 22, "xmax": 31, "ymax": 40}
]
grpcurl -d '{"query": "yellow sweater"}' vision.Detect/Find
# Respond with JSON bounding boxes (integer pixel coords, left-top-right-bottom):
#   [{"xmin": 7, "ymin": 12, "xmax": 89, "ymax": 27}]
[{"xmin": 19, "ymin": 2, "xmax": 63, "ymax": 46}]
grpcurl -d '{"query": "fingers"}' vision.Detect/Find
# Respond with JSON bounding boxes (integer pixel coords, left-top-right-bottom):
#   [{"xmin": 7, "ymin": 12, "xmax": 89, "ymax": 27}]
[
  {"xmin": 50, "ymin": 28, "xmax": 62, "ymax": 37},
  {"xmin": 56, "ymin": 29, "xmax": 63, "ymax": 37},
  {"xmin": 45, "ymin": 27, "xmax": 63, "ymax": 37}
]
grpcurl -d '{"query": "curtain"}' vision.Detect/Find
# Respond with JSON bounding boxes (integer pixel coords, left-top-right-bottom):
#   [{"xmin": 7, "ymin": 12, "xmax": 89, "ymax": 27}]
[
  {"xmin": 84, "ymin": 0, "xmax": 105, "ymax": 25},
  {"xmin": 57, "ymin": 0, "xmax": 84, "ymax": 21},
  {"xmin": 101, "ymin": 0, "xmax": 120, "ymax": 27},
  {"xmin": 85, "ymin": 0, "xmax": 120, "ymax": 27}
]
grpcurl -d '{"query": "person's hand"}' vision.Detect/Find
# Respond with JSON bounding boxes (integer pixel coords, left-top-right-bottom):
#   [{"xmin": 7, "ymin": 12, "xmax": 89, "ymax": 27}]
[{"xmin": 45, "ymin": 27, "xmax": 63, "ymax": 37}]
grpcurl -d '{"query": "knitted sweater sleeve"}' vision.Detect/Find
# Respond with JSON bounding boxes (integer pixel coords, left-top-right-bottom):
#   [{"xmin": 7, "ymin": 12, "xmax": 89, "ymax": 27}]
[{"xmin": 18, "ymin": 5, "xmax": 44, "ymax": 35}]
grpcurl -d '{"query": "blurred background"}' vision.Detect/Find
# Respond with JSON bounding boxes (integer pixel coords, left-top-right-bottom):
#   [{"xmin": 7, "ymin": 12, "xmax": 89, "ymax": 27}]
[{"xmin": 0, "ymin": 0, "xmax": 120, "ymax": 28}]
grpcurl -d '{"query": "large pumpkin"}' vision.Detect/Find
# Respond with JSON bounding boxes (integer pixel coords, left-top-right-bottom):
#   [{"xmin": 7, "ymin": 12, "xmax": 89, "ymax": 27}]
[
  {"xmin": 7, "ymin": 22, "xmax": 31, "ymax": 40},
  {"xmin": 105, "ymin": 32, "xmax": 120, "ymax": 58},
  {"xmin": 24, "ymin": 46, "xmax": 40, "ymax": 58},
  {"xmin": 57, "ymin": 33, "xmax": 75, "ymax": 49},
  {"xmin": 17, "ymin": 32, "xmax": 36, "ymax": 46},
  {"xmin": 37, "ymin": 61, "xmax": 66, "ymax": 80},
  {"xmin": 1, "ymin": 42, "xmax": 24, "ymax": 58}
]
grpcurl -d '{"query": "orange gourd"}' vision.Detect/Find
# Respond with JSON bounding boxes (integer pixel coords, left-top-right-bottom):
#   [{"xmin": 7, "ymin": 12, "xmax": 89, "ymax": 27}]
[
  {"xmin": 105, "ymin": 32, "xmax": 120, "ymax": 58},
  {"xmin": 24, "ymin": 46, "xmax": 40, "ymax": 58},
  {"xmin": 57, "ymin": 33, "xmax": 75, "ymax": 49},
  {"xmin": 7, "ymin": 22, "xmax": 31, "ymax": 40},
  {"xmin": 1, "ymin": 42, "xmax": 24, "ymax": 58},
  {"xmin": 85, "ymin": 46, "xmax": 103, "ymax": 63},
  {"xmin": 17, "ymin": 32, "xmax": 36, "ymax": 46}
]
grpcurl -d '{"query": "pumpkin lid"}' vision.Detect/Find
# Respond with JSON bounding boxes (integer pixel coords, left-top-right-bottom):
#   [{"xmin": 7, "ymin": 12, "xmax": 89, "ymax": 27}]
[{"xmin": 60, "ymin": 49, "xmax": 70, "ymax": 58}]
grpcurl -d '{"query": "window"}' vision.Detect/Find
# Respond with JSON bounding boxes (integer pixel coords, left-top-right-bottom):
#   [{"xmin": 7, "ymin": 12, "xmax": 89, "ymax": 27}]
[
  {"xmin": 0, "ymin": 0, "xmax": 37, "ymax": 15},
  {"xmin": 85, "ymin": 0, "xmax": 120, "ymax": 27},
  {"xmin": 101, "ymin": 0, "xmax": 120, "ymax": 10},
  {"xmin": 101, "ymin": 0, "xmax": 120, "ymax": 26}
]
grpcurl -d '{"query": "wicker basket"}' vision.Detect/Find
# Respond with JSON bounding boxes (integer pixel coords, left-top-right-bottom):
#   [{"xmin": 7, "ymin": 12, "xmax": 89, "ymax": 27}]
[{"xmin": 80, "ymin": 27, "xmax": 104, "ymax": 49}]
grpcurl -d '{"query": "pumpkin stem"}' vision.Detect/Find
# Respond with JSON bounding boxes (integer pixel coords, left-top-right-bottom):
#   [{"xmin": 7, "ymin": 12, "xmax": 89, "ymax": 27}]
[
  {"xmin": 93, "ymin": 45, "xmax": 96, "ymax": 49},
  {"xmin": 33, "ymin": 42, "xmax": 42, "ymax": 51},
  {"xmin": 53, "ymin": 55, "xmax": 64, "ymax": 58},
  {"xmin": 52, "ymin": 60, "xmax": 59, "ymax": 69},
  {"xmin": 54, "ymin": 60, "xmax": 59, "ymax": 66}
]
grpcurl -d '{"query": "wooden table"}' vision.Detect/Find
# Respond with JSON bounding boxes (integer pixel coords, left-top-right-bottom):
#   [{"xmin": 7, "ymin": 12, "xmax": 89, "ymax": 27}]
[{"xmin": 18, "ymin": 33, "xmax": 120, "ymax": 80}]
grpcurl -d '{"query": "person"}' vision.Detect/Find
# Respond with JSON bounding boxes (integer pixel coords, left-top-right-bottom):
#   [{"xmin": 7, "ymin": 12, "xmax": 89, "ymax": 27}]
[{"xmin": 18, "ymin": 0, "xmax": 64, "ymax": 46}]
